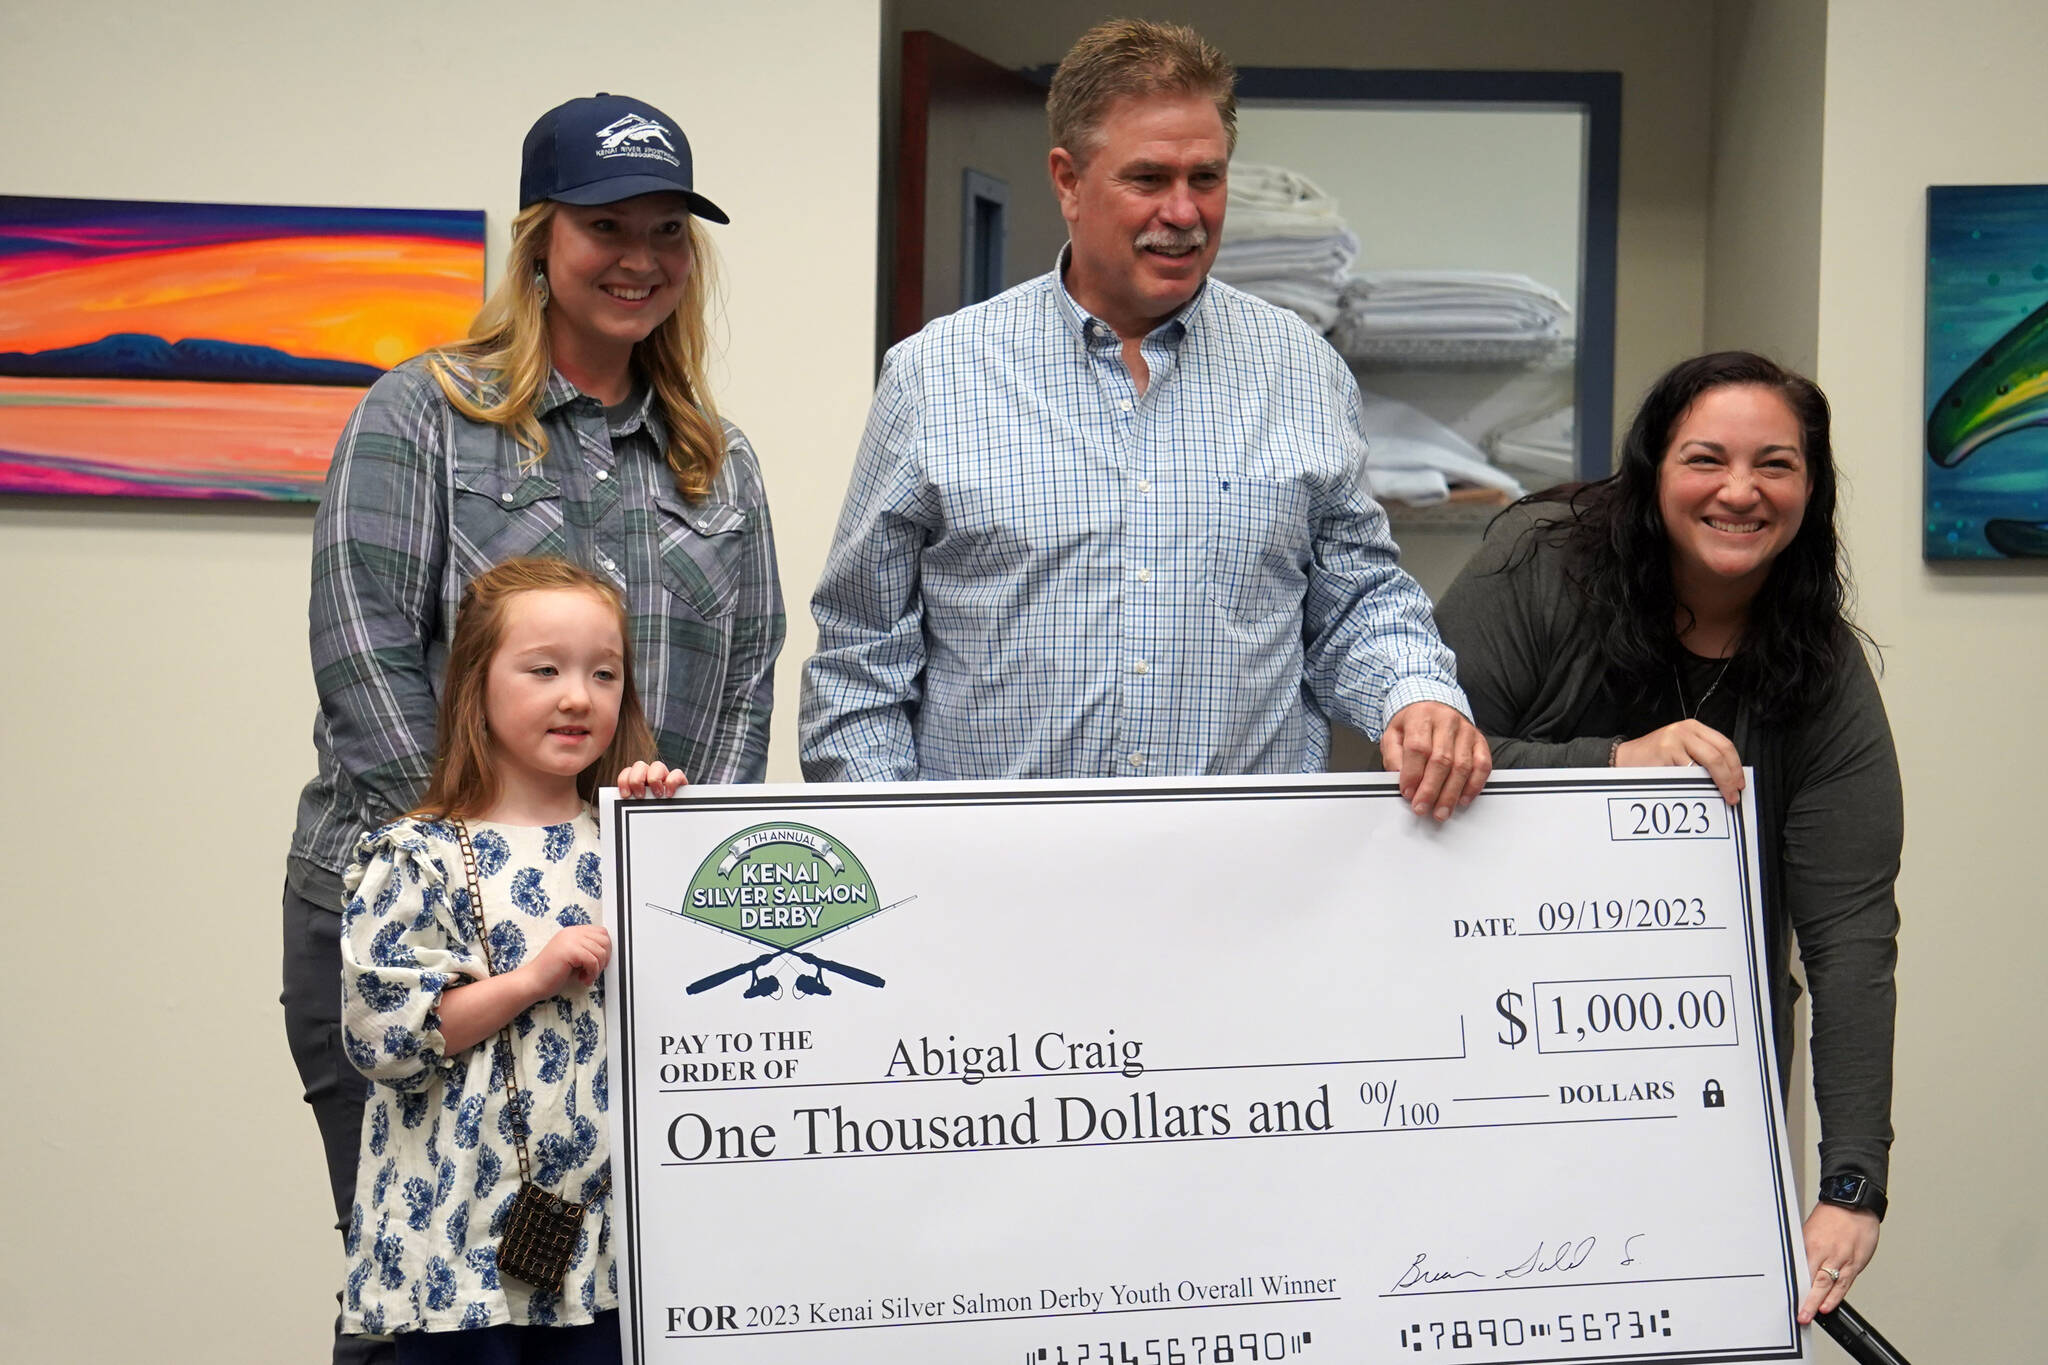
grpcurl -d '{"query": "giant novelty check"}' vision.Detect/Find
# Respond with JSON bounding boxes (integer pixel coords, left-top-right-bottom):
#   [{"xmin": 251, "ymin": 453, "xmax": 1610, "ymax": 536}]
[{"xmin": 601, "ymin": 772, "xmax": 1811, "ymax": 1364}]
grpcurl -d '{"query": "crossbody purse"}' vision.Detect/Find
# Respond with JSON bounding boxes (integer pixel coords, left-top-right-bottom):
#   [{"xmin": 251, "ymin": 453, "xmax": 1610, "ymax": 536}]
[{"xmin": 454, "ymin": 818, "xmax": 610, "ymax": 1292}]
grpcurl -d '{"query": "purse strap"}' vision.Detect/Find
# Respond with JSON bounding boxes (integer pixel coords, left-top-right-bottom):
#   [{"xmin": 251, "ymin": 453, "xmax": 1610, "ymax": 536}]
[{"xmin": 453, "ymin": 818, "xmax": 611, "ymax": 1205}]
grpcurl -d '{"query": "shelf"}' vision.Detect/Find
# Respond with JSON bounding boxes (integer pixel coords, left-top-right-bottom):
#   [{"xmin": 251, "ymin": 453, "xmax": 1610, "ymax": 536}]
[
  {"xmin": 1339, "ymin": 334, "xmax": 1573, "ymax": 370},
  {"xmin": 1381, "ymin": 486, "xmax": 1512, "ymax": 533}
]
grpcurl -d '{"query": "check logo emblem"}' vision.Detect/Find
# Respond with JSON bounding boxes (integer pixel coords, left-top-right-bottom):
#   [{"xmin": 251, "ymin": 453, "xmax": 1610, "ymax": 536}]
[{"xmin": 644, "ymin": 822, "xmax": 912, "ymax": 1001}]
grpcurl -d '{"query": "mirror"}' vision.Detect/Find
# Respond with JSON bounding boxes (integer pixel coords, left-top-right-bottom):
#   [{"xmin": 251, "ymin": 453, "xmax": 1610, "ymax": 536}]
[{"xmin": 1228, "ymin": 68, "xmax": 1620, "ymax": 494}]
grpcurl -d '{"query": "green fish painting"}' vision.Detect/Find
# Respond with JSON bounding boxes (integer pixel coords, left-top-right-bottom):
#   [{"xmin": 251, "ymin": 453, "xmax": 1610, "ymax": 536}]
[{"xmin": 1924, "ymin": 185, "xmax": 2048, "ymax": 559}]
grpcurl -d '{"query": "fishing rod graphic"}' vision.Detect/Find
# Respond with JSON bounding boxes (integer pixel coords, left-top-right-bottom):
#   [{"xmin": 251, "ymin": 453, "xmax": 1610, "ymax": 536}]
[{"xmin": 642, "ymin": 896, "xmax": 918, "ymax": 998}]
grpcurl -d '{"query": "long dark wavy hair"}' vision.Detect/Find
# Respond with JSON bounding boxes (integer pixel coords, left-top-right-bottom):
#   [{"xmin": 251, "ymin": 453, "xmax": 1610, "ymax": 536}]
[{"xmin": 1504, "ymin": 351, "xmax": 1867, "ymax": 727}]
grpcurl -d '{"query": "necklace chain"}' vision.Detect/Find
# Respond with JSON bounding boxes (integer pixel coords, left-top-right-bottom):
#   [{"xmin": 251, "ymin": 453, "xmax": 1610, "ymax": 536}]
[{"xmin": 1675, "ymin": 657, "xmax": 1734, "ymax": 720}]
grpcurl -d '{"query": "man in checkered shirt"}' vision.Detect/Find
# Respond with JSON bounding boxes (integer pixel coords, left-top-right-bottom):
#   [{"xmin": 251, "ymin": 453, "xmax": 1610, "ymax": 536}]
[{"xmin": 801, "ymin": 19, "xmax": 1490, "ymax": 821}]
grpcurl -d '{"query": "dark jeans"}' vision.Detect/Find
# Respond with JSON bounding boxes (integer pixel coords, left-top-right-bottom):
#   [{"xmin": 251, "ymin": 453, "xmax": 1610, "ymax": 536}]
[
  {"xmin": 282, "ymin": 858, "xmax": 395, "ymax": 1365},
  {"xmin": 393, "ymin": 1312, "xmax": 623, "ymax": 1365}
]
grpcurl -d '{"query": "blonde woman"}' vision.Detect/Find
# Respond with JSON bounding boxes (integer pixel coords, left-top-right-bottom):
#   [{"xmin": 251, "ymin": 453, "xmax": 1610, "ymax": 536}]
[{"xmin": 281, "ymin": 94, "xmax": 781, "ymax": 1365}]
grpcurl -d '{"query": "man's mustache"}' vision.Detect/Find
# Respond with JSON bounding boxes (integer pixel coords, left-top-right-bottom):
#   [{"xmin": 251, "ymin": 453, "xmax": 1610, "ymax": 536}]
[{"xmin": 1135, "ymin": 225, "xmax": 1209, "ymax": 252}]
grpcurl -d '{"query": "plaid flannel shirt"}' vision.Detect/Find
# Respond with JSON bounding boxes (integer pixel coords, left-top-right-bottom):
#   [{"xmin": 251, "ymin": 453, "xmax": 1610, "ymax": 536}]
[
  {"xmin": 800, "ymin": 266, "xmax": 1467, "ymax": 782},
  {"xmin": 291, "ymin": 359, "xmax": 783, "ymax": 878}
]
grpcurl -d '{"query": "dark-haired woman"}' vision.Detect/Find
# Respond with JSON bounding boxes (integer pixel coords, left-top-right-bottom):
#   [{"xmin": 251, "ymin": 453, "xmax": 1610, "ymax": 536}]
[{"xmin": 1433, "ymin": 352, "xmax": 1899, "ymax": 1325}]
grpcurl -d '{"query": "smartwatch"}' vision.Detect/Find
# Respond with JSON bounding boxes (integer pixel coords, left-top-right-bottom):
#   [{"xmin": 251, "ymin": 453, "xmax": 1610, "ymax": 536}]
[{"xmin": 1817, "ymin": 1173, "xmax": 1887, "ymax": 1221}]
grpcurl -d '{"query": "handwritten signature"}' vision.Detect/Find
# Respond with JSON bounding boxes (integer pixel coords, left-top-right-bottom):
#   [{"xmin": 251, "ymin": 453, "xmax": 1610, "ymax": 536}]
[
  {"xmin": 1389, "ymin": 1234, "xmax": 1646, "ymax": 1293},
  {"xmin": 1499, "ymin": 1237, "xmax": 1598, "ymax": 1279}
]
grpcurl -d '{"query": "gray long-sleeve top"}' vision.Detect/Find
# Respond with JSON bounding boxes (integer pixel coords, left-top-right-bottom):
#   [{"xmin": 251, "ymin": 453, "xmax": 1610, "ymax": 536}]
[{"xmin": 1434, "ymin": 505, "xmax": 1900, "ymax": 1188}]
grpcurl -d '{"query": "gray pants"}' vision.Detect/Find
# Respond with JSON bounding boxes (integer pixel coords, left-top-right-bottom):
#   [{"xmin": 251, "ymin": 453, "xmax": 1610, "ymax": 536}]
[{"xmin": 281, "ymin": 858, "xmax": 395, "ymax": 1365}]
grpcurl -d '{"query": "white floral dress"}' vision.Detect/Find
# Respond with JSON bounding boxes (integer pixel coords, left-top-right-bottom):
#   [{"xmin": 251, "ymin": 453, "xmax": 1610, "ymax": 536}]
[{"xmin": 338, "ymin": 812, "xmax": 614, "ymax": 1336}]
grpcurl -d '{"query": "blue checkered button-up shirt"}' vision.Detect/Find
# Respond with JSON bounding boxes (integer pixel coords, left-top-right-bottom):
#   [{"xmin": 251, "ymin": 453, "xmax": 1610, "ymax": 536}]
[{"xmin": 799, "ymin": 265, "xmax": 1468, "ymax": 782}]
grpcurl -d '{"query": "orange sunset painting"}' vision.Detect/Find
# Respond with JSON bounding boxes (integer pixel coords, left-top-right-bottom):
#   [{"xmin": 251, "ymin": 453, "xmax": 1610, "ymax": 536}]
[{"xmin": 0, "ymin": 196, "xmax": 484, "ymax": 500}]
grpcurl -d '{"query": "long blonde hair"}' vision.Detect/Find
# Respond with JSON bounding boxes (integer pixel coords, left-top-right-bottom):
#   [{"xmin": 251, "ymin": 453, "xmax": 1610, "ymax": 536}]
[
  {"xmin": 425, "ymin": 201, "xmax": 728, "ymax": 500},
  {"xmin": 412, "ymin": 556, "xmax": 657, "ymax": 822}
]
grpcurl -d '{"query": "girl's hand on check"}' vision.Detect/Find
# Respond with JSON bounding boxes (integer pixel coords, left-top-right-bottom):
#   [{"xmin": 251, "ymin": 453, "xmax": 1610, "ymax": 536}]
[{"xmin": 618, "ymin": 760, "xmax": 688, "ymax": 799}]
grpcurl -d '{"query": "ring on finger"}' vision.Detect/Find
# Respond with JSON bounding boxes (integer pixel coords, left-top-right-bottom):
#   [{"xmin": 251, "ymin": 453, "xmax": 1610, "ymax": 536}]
[{"xmin": 1818, "ymin": 1266, "xmax": 1842, "ymax": 1283}]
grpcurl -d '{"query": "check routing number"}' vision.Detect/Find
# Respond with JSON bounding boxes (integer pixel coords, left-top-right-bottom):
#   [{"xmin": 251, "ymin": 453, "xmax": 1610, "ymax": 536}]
[{"xmin": 601, "ymin": 772, "xmax": 1811, "ymax": 1364}]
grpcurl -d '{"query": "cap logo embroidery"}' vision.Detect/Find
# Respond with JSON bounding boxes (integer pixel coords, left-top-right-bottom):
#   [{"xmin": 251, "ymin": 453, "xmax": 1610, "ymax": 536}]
[{"xmin": 595, "ymin": 113, "xmax": 681, "ymax": 167}]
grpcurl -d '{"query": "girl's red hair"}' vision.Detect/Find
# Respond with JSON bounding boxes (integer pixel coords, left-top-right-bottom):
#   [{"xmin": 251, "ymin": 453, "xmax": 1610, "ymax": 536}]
[{"xmin": 412, "ymin": 557, "xmax": 654, "ymax": 821}]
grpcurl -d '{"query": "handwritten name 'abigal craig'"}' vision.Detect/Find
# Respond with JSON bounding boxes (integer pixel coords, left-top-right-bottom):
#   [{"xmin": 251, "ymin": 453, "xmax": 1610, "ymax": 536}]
[{"xmin": 885, "ymin": 1030, "xmax": 1146, "ymax": 1084}]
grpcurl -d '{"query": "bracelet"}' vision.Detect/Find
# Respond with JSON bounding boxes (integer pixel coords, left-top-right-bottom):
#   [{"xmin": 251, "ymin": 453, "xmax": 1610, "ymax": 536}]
[{"xmin": 1607, "ymin": 737, "xmax": 1622, "ymax": 767}]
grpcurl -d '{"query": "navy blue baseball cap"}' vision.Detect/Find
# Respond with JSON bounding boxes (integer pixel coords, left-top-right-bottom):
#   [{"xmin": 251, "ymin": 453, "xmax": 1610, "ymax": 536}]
[{"xmin": 519, "ymin": 93, "xmax": 729, "ymax": 222}]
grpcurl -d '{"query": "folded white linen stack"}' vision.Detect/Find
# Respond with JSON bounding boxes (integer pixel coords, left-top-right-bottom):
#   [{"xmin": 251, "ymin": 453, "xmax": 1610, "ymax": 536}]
[
  {"xmin": 1210, "ymin": 163, "xmax": 1360, "ymax": 331},
  {"xmin": 1330, "ymin": 270, "xmax": 1572, "ymax": 366},
  {"xmin": 1358, "ymin": 391, "xmax": 1527, "ymax": 508},
  {"xmin": 1487, "ymin": 404, "xmax": 1577, "ymax": 485}
]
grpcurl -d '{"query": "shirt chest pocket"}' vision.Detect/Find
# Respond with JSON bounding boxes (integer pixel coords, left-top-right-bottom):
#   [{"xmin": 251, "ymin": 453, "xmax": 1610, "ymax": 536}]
[
  {"xmin": 1204, "ymin": 477, "xmax": 1313, "ymax": 626},
  {"xmin": 449, "ymin": 464, "xmax": 565, "ymax": 570},
  {"xmin": 656, "ymin": 492, "xmax": 747, "ymax": 623}
]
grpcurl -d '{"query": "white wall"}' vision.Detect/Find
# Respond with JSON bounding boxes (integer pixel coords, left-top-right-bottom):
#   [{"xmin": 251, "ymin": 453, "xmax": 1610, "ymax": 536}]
[
  {"xmin": 1704, "ymin": 0, "xmax": 1826, "ymax": 369},
  {"xmin": 0, "ymin": 3, "xmax": 879, "ymax": 1360},
  {"xmin": 1812, "ymin": 0, "xmax": 2048, "ymax": 1356}
]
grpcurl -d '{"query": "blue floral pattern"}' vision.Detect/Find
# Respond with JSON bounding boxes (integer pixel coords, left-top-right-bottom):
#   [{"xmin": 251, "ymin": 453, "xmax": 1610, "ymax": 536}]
[
  {"xmin": 423, "ymin": 1256, "xmax": 458, "ymax": 1312},
  {"xmin": 411, "ymin": 882, "xmax": 445, "ymax": 934},
  {"xmin": 344, "ymin": 1030, "xmax": 379, "ymax": 1075},
  {"xmin": 383, "ymin": 1024, "xmax": 421, "ymax": 1062},
  {"xmin": 373, "ymin": 870, "xmax": 402, "ymax": 918},
  {"xmin": 356, "ymin": 971, "xmax": 410, "ymax": 1014},
  {"xmin": 472, "ymin": 1145, "xmax": 501, "ymax": 1201},
  {"xmin": 453, "ymin": 1094, "xmax": 485, "ymax": 1150},
  {"xmin": 345, "ymin": 1257, "xmax": 371, "ymax": 1309},
  {"xmin": 486, "ymin": 919, "xmax": 528, "ymax": 972},
  {"xmin": 510, "ymin": 867, "xmax": 551, "ymax": 918},
  {"xmin": 471, "ymin": 828, "xmax": 510, "ymax": 877},
  {"xmin": 373, "ymin": 1220, "xmax": 405, "ymax": 1289},
  {"xmin": 402, "ymin": 1175, "xmax": 435, "ymax": 1231},
  {"xmin": 534, "ymin": 1112, "xmax": 600, "ymax": 1187},
  {"xmin": 465, "ymin": 1244, "xmax": 501, "ymax": 1292},
  {"xmin": 535, "ymin": 1028, "xmax": 569, "ymax": 1084},
  {"xmin": 368, "ymin": 920, "xmax": 418, "ymax": 970},
  {"xmin": 338, "ymin": 812, "xmax": 613, "ymax": 1333}
]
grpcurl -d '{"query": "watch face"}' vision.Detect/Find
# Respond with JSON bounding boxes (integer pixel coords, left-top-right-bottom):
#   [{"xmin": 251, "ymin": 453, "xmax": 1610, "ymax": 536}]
[{"xmin": 1820, "ymin": 1175, "xmax": 1866, "ymax": 1203}]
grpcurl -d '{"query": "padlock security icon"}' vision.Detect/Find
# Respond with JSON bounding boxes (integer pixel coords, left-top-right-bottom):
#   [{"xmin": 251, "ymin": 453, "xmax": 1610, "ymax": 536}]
[{"xmin": 1702, "ymin": 1079, "xmax": 1726, "ymax": 1108}]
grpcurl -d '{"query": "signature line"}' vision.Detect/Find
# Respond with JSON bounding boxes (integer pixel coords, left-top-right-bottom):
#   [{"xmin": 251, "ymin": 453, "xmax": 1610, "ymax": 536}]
[{"xmin": 1380, "ymin": 1271, "xmax": 1766, "ymax": 1299}]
